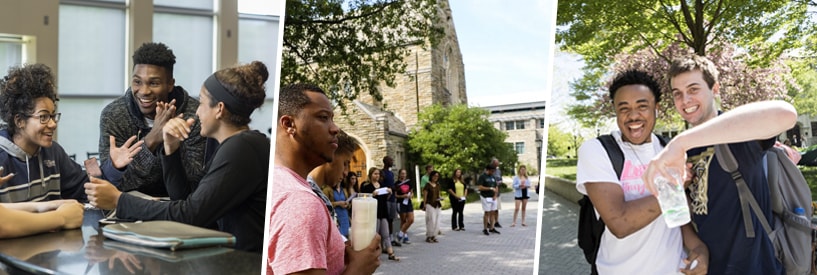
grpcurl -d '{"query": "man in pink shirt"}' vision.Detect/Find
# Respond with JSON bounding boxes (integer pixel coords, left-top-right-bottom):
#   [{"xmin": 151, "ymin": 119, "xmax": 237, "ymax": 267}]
[{"xmin": 267, "ymin": 83, "xmax": 380, "ymax": 275}]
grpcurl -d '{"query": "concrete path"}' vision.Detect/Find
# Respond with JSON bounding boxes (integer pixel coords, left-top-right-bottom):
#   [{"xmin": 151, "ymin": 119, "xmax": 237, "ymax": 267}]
[
  {"xmin": 374, "ymin": 190, "xmax": 538, "ymax": 275},
  {"xmin": 537, "ymin": 189, "xmax": 590, "ymax": 275}
]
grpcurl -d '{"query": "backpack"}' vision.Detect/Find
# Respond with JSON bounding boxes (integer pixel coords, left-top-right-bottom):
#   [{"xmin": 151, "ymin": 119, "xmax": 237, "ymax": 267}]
[
  {"xmin": 577, "ymin": 134, "xmax": 668, "ymax": 274},
  {"xmin": 714, "ymin": 144, "xmax": 816, "ymax": 275}
]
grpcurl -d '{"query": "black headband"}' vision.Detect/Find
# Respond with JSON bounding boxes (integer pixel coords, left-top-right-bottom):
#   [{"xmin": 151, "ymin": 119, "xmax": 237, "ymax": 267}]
[{"xmin": 204, "ymin": 74, "xmax": 253, "ymax": 118}]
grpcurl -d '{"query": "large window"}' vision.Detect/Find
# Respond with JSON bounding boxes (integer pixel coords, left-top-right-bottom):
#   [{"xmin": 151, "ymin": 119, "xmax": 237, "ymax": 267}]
[
  {"xmin": 238, "ymin": 14, "xmax": 279, "ymax": 95},
  {"xmin": 58, "ymin": 2, "xmax": 126, "ymax": 95},
  {"xmin": 153, "ymin": 7, "xmax": 214, "ymax": 97},
  {"xmin": 505, "ymin": 121, "xmax": 515, "ymax": 130},
  {"xmin": 155, "ymin": 0, "xmax": 212, "ymax": 10},
  {"xmin": 0, "ymin": 37, "xmax": 23, "ymax": 74},
  {"xmin": 504, "ymin": 120, "xmax": 527, "ymax": 130},
  {"xmin": 514, "ymin": 142, "xmax": 525, "ymax": 154}
]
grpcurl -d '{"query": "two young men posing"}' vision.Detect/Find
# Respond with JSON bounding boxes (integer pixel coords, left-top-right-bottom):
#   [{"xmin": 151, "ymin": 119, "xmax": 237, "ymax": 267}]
[{"xmin": 578, "ymin": 55, "xmax": 795, "ymax": 274}]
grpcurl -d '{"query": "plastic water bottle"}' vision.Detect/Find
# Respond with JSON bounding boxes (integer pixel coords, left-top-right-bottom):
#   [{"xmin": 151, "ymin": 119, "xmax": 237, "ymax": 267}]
[
  {"xmin": 655, "ymin": 170, "xmax": 691, "ymax": 228},
  {"xmin": 793, "ymin": 207, "xmax": 811, "ymax": 229}
]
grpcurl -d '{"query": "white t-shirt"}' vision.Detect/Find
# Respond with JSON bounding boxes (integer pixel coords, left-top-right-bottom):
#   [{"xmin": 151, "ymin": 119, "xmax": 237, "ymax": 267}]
[{"xmin": 576, "ymin": 131, "xmax": 686, "ymax": 275}]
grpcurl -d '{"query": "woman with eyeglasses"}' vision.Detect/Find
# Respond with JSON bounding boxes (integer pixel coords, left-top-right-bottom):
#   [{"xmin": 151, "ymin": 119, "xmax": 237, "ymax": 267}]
[{"xmin": 0, "ymin": 64, "xmax": 142, "ymax": 203}]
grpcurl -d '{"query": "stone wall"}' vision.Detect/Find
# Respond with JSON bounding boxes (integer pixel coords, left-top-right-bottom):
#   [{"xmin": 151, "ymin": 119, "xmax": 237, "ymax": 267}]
[
  {"xmin": 488, "ymin": 105, "xmax": 546, "ymax": 172},
  {"xmin": 360, "ymin": 0, "xmax": 466, "ymax": 131},
  {"xmin": 504, "ymin": 125, "xmax": 543, "ymax": 172},
  {"xmin": 335, "ymin": 101, "xmax": 408, "ymax": 181},
  {"xmin": 339, "ymin": 0, "xmax": 466, "ymax": 173}
]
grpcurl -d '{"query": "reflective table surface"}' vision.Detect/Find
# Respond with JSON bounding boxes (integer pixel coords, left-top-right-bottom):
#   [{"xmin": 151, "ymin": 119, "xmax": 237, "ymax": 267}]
[{"xmin": 0, "ymin": 210, "xmax": 262, "ymax": 275}]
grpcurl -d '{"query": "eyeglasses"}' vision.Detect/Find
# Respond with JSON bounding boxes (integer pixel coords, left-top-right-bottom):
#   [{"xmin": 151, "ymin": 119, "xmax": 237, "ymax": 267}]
[{"xmin": 26, "ymin": 113, "xmax": 61, "ymax": 124}]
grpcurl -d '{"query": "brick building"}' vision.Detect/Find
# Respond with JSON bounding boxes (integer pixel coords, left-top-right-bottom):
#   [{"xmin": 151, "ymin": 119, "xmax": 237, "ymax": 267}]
[
  {"xmin": 336, "ymin": 0, "xmax": 466, "ymax": 181},
  {"xmin": 482, "ymin": 101, "xmax": 546, "ymax": 173}
]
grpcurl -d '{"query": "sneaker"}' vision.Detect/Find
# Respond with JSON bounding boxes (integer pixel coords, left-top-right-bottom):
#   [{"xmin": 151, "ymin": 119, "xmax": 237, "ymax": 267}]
[
  {"xmin": 403, "ymin": 236, "xmax": 411, "ymax": 244},
  {"xmin": 483, "ymin": 229, "xmax": 489, "ymax": 236},
  {"xmin": 392, "ymin": 240, "xmax": 402, "ymax": 247},
  {"xmin": 489, "ymin": 228, "xmax": 501, "ymax": 234},
  {"xmin": 494, "ymin": 223, "xmax": 503, "ymax": 228}
]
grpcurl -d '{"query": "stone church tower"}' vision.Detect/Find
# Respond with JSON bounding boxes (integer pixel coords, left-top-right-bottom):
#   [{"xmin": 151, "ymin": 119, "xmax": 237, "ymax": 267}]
[{"xmin": 336, "ymin": 0, "xmax": 467, "ymax": 181}]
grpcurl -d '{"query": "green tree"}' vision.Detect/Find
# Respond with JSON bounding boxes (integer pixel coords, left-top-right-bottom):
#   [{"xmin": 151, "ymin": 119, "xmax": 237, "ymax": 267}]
[
  {"xmin": 282, "ymin": 0, "xmax": 443, "ymax": 113},
  {"xmin": 407, "ymin": 104, "xmax": 518, "ymax": 179},
  {"xmin": 547, "ymin": 124, "xmax": 573, "ymax": 158},
  {"xmin": 789, "ymin": 58, "xmax": 817, "ymax": 116},
  {"xmin": 558, "ymin": 0, "xmax": 811, "ymax": 121},
  {"xmin": 568, "ymin": 40, "xmax": 794, "ymax": 129},
  {"xmin": 558, "ymin": 0, "xmax": 808, "ymax": 70}
]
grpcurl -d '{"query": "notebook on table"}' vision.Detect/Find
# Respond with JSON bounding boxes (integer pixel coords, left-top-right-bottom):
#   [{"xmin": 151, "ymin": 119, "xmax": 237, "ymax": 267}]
[
  {"xmin": 102, "ymin": 221, "xmax": 235, "ymax": 251},
  {"xmin": 102, "ymin": 240, "xmax": 233, "ymax": 262}
]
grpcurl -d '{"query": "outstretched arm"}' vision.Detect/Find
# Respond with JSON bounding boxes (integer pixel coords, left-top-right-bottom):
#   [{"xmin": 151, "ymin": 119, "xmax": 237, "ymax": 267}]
[
  {"xmin": 0, "ymin": 202, "xmax": 84, "ymax": 238},
  {"xmin": 643, "ymin": 100, "xmax": 797, "ymax": 195}
]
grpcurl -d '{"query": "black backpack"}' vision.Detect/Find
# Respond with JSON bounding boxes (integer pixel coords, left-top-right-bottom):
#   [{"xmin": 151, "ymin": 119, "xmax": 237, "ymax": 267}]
[{"xmin": 577, "ymin": 134, "xmax": 668, "ymax": 274}]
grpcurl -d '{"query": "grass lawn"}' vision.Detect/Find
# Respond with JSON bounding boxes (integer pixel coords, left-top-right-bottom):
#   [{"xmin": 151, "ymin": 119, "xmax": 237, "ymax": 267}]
[{"xmin": 546, "ymin": 159, "xmax": 817, "ymax": 202}]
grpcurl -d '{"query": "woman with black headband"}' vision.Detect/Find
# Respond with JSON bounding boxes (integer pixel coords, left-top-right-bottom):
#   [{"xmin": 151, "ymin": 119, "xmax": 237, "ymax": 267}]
[{"xmin": 85, "ymin": 61, "xmax": 270, "ymax": 253}]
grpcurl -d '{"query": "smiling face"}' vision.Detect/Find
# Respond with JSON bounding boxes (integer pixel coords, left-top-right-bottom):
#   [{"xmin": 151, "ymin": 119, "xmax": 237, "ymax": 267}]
[
  {"xmin": 613, "ymin": 84, "xmax": 657, "ymax": 145},
  {"xmin": 671, "ymin": 70, "xmax": 719, "ymax": 127},
  {"xmin": 15, "ymin": 97, "xmax": 58, "ymax": 154},
  {"xmin": 131, "ymin": 64, "xmax": 174, "ymax": 119},
  {"xmin": 398, "ymin": 169, "xmax": 407, "ymax": 181},
  {"xmin": 196, "ymin": 89, "xmax": 218, "ymax": 138}
]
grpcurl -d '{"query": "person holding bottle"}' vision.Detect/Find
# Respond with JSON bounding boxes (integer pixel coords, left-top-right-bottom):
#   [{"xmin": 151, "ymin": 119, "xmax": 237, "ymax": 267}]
[
  {"xmin": 360, "ymin": 167, "xmax": 399, "ymax": 261},
  {"xmin": 512, "ymin": 165, "xmax": 529, "ymax": 227}
]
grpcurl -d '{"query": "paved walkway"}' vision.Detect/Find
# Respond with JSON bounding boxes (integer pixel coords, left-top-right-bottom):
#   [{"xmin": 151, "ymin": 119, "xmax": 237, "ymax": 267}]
[
  {"xmin": 374, "ymin": 190, "xmax": 538, "ymax": 275},
  {"xmin": 538, "ymin": 189, "xmax": 590, "ymax": 275}
]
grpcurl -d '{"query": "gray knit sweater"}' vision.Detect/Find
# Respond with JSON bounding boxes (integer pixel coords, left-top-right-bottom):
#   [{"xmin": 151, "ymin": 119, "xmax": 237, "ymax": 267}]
[{"xmin": 98, "ymin": 86, "xmax": 209, "ymax": 197}]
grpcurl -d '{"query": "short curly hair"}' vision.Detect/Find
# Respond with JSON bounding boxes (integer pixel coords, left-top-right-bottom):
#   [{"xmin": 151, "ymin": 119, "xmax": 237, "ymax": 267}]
[
  {"xmin": 132, "ymin": 42, "xmax": 176, "ymax": 78},
  {"xmin": 608, "ymin": 69, "xmax": 661, "ymax": 104},
  {"xmin": 0, "ymin": 64, "xmax": 59, "ymax": 137},
  {"xmin": 278, "ymin": 83, "xmax": 327, "ymax": 119},
  {"xmin": 208, "ymin": 61, "xmax": 269, "ymax": 126}
]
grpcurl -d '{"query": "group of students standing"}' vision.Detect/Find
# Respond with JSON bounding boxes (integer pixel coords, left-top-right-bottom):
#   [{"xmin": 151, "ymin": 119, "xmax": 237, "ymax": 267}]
[
  {"xmin": 267, "ymin": 82, "xmax": 539, "ymax": 274},
  {"xmin": 0, "ymin": 42, "xmax": 270, "ymax": 253}
]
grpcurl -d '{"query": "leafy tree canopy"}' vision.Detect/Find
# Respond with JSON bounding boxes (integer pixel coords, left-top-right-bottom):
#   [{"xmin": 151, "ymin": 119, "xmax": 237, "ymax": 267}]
[
  {"xmin": 558, "ymin": 0, "xmax": 811, "ymax": 126},
  {"xmin": 282, "ymin": 0, "xmax": 443, "ymax": 113},
  {"xmin": 557, "ymin": 0, "xmax": 810, "ymax": 71},
  {"xmin": 788, "ymin": 58, "xmax": 817, "ymax": 116},
  {"xmin": 567, "ymin": 40, "xmax": 794, "ymax": 129},
  {"xmin": 407, "ymin": 104, "xmax": 518, "ymax": 179},
  {"xmin": 547, "ymin": 124, "xmax": 573, "ymax": 158}
]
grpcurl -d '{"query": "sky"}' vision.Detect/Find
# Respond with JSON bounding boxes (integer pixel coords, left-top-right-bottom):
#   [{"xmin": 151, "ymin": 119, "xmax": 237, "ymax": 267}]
[{"xmin": 448, "ymin": 0, "xmax": 554, "ymax": 107}]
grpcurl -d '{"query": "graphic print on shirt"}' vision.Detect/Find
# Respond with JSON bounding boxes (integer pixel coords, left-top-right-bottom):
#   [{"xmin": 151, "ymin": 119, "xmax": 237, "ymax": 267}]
[{"xmin": 620, "ymin": 160, "xmax": 650, "ymax": 201}]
